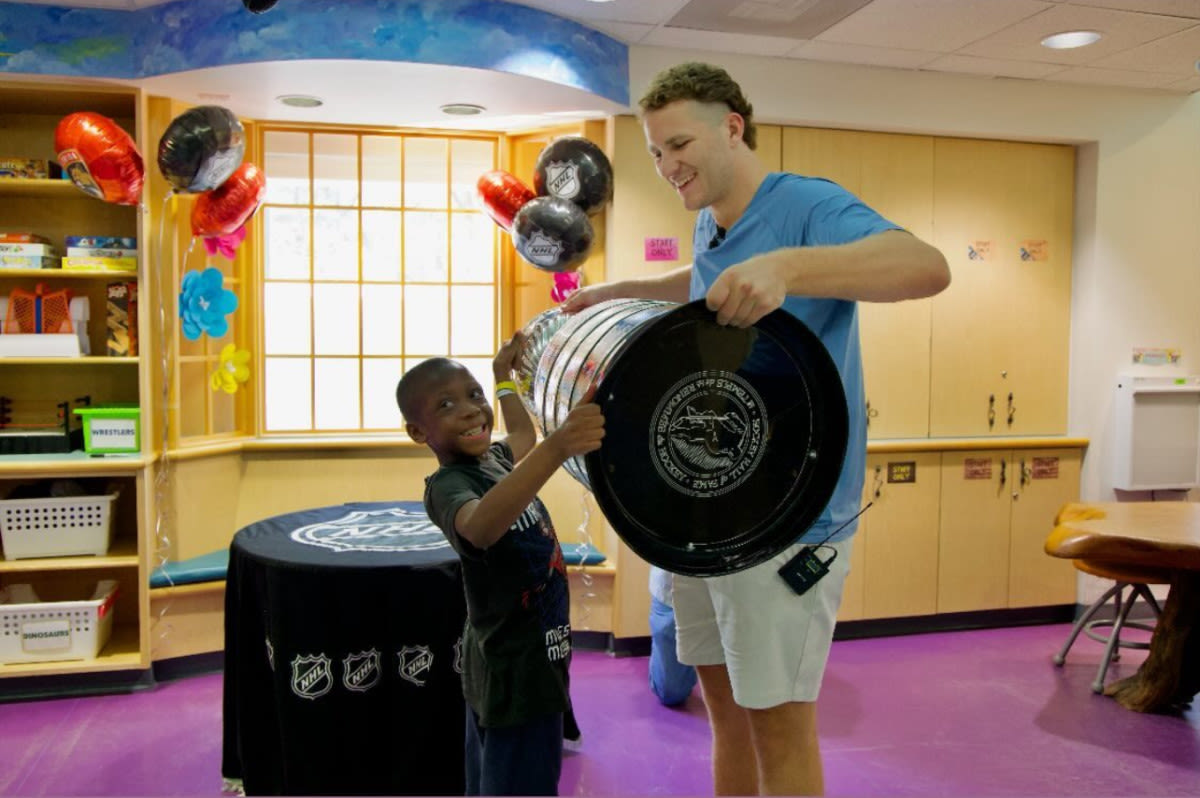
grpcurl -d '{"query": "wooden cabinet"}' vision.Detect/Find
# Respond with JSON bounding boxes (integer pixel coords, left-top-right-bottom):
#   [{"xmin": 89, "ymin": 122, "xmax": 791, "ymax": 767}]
[
  {"xmin": 0, "ymin": 79, "xmax": 150, "ymax": 678},
  {"xmin": 782, "ymin": 128, "xmax": 936, "ymax": 439},
  {"xmin": 929, "ymin": 139, "xmax": 1074, "ymax": 437},
  {"xmin": 938, "ymin": 448, "xmax": 1080, "ymax": 613}
]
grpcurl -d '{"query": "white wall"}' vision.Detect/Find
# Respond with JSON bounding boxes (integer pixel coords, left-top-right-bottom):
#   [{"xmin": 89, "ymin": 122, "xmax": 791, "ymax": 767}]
[{"xmin": 631, "ymin": 47, "xmax": 1200, "ymax": 602}]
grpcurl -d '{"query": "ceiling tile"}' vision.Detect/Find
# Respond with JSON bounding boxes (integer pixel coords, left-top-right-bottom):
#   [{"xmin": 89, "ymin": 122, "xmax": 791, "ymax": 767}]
[
  {"xmin": 584, "ymin": 20, "xmax": 657, "ymax": 44},
  {"xmin": 1059, "ymin": 0, "xmax": 1200, "ymax": 19},
  {"xmin": 958, "ymin": 3, "xmax": 1196, "ymax": 64},
  {"xmin": 785, "ymin": 40, "xmax": 941, "ymax": 68},
  {"xmin": 640, "ymin": 25, "xmax": 800, "ymax": 57},
  {"xmin": 921, "ymin": 53, "xmax": 1068, "ymax": 78},
  {"xmin": 1047, "ymin": 65, "xmax": 1182, "ymax": 86},
  {"xmin": 665, "ymin": 0, "xmax": 873, "ymax": 40},
  {"xmin": 816, "ymin": 0, "xmax": 1052, "ymax": 52},
  {"xmin": 1090, "ymin": 22, "xmax": 1200, "ymax": 72},
  {"xmin": 507, "ymin": 0, "xmax": 689, "ymax": 26}
]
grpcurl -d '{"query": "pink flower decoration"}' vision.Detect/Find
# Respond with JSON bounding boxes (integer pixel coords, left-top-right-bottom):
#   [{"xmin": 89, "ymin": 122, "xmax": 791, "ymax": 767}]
[
  {"xmin": 551, "ymin": 271, "xmax": 582, "ymax": 303},
  {"xmin": 201, "ymin": 224, "xmax": 248, "ymax": 260}
]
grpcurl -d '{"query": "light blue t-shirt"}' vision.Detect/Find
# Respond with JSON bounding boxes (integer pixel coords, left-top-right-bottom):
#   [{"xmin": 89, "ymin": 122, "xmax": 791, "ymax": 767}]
[{"xmin": 690, "ymin": 172, "xmax": 901, "ymax": 544}]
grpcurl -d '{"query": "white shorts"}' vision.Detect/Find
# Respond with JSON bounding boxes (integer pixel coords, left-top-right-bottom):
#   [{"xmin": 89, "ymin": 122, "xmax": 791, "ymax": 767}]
[{"xmin": 672, "ymin": 537, "xmax": 853, "ymax": 709}]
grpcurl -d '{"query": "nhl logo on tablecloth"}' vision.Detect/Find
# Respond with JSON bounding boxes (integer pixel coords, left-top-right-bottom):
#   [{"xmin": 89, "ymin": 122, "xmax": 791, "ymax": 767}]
[
  {"xmin": 290, "ymin": 507, "xmax": 449, "ymax": 553},
  {"xmin": 343, "ymin": 649, "xmax": 381, "ymax": 693},
  {"xmin": 398, "ymin": 645, "xmax": 434, "ymax": 686},
  {"xmin": 291, "ymin": 654, "xmax": 333, "ymax": 699}
]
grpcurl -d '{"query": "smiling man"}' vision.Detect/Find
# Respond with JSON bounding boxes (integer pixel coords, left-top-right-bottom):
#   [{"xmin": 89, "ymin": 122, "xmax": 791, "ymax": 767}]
[{"xmin": 563, "ymin": 62, "xmax": 950, "ymax": 796}]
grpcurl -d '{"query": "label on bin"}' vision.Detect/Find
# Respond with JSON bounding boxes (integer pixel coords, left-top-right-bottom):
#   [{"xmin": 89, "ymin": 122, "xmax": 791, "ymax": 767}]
[
  {"xmin": 21, "ymin": 619, "xmax": 72, "ymax": 652},
  {"xmin": 88, "ymin": 418, "xmax": 138, "ymax": 449}
]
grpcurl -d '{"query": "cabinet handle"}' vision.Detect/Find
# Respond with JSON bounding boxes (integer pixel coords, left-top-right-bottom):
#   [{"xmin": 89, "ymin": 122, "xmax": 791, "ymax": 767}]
[
  {"xmin": 988, "ymin": 394, "xmax": 996, "ymax": 429},
  {"xmin": 872, "ymin": 464, "xmax": 884, "ymax": 499},
  {"xmin": 1020, "ymin": 458, "xmax": 1031, "ymax": 489},
  {"xmin": 999, "ymin": 459, "xmax": 1006, "ymax": 487},
  {"xmin": 1007, "ymin": 392, "xmax": 1016, "ymax": 426},
  {"xmin": 865, "ymin": 399, "xmax": 878, "ymax": 427}
]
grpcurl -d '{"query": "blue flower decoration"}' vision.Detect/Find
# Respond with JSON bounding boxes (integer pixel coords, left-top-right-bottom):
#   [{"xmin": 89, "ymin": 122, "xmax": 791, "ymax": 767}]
[{"xmin": 179, "ymin": 267, "xmax": 239, "ymax": 340}]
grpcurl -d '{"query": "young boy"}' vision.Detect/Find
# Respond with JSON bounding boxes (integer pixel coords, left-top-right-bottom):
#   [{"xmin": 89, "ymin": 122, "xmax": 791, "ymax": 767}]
[{"xmin": 395, "ymin": 334, "xmax": 604, "ymax": 796}]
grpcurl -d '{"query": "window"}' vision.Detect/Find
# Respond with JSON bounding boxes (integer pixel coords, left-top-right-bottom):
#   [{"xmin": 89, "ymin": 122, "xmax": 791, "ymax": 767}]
[{"xmin": 259, "ymin": 127, "xmax": 500, "ymax": 434}]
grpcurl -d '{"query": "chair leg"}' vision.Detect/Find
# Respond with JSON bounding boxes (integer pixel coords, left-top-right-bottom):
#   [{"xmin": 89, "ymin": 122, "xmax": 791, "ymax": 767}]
[
  {"xmin": 1137, "ymin": 584, "xmax": 1163, "ymax": 617},
  {"xmin": 1092, "ymin": 583, "xmax": 1141, "ymax": 694},
  {"xmin": 1054, "ymin": 582, "xmax": 1123, "ymax": 666}
]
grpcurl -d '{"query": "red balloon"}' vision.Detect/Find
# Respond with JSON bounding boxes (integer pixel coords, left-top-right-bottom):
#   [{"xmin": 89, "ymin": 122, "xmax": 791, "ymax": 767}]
[
  {"xmin": 477, "ymin": 170, "xmax": 535, "ymax": 231},
  {"xmin": 191, "ymin": 162, "xmax": 266, "ymax": 238},
  {"xmin": 54, "ymin": 112, "xmax": 144, "ymax": 205}
]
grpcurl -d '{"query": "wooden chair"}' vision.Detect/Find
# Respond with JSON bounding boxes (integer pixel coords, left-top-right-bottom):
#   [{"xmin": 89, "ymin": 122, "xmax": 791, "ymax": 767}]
[{"xmin": 1052, "ymin": 559, "xmax": 1170, "ymax": 693}]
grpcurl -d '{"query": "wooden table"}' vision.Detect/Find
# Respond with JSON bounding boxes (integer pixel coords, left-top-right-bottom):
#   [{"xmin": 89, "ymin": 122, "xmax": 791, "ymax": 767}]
[{"xmin": 1047, "ymin": 502, "xmax": 1200, "ymax": 713}]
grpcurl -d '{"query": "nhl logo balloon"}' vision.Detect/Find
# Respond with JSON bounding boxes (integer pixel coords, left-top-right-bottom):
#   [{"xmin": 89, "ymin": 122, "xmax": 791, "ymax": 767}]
[
  {"xmin": 533, "ymin": 136, "xmax": 613, "ymax": 216},
  {"xmin": 511, "ymin": 196, "xmax": 593, "ymax": 273}
]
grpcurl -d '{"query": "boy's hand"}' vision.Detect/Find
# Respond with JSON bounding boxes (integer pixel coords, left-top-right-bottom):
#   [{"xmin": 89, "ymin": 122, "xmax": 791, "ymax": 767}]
[
  {"xmin": 546, "ymin": 403, "xmax": 605, "ymax": 460},
  {"xmin": 561, "ymin": 283, "xmax": 614, "ymax": 314},
  {"xmin": 494, "ymin": 332, "xmax": 524, "ymax": 380}
]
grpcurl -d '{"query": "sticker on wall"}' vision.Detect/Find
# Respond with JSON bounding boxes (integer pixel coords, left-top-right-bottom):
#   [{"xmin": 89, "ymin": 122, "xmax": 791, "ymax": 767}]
[
  {"xmin": 1031, "ymin": 457, "xmax": 1060, "ymax": 479},
  {"xmin": 1019, "ymin": 240, "xmax": 1048, "ymax": 261},
  {"xmin": 963, "ymin": 458, "xmax": 993, "ymax": 480},
  {"xmin": 644, "ymin": 237, "xmax": 679, "ymax": 262},
  {"xmin": 887, "ymin": 461, "xmax": 916, "ymax": 483},
  {"xmin": 967, "ymin": 241, "xmax": 993, "ymax": 261},
  {"xmin": 1132, "ymin": 347, "xmax": 1181, "ymax": 366}
]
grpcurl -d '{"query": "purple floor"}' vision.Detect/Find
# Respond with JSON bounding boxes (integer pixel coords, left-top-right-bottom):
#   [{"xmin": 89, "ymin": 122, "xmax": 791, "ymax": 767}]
[{"xmin": 1, "ymin": 622, "xmax": 1197, "ymax": 796}]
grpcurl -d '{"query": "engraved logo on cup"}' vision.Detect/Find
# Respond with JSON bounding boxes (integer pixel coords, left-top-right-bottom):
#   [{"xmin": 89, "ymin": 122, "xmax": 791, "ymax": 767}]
[
  {"xmin": 650, "ymin": 371, "xmax": 768, "ymax": 498},
  {"xmin": 525, "ymin": 230, "xmax": 565, "ymax": 268},
  {"xmin": 290, "ymin": 507, "xmax": 449, "ymax": 553},
  {"xmin": 546, "ymin": 161, "xmax": 581, "ymax": 200},
  {"xmin": 398, "ymin": 645, "xmax": 434, "ymax": 686},
  {"xmin": 266, "ymin": 637, "xmax": 275, "ymax": 671},
  {"xmin": 453, "ymin": 636, "xmax": 464, "ymax": 675},
  {"xmin": 343, "ymin": 649, "xmax": 381, "ymax": 693},
  {"xmin": 290, "ymin": 654, "xmax": 333, "ymax": 700}
]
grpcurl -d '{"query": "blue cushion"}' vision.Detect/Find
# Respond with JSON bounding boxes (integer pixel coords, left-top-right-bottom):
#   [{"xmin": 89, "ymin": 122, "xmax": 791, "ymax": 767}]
[
  {"xmin": 150, "ymin": 548, "xmax": 229, "ymax": 589},
  {"xmin": 560, "ymin": 542, "xmax": 607, "ymax": 566}
]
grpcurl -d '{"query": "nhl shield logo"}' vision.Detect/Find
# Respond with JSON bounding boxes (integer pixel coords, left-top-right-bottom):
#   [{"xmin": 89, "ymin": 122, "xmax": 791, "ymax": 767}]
[
  {"xmin": 291, "ymin": 654, "xmax": 333, "ymax": 700},
  {"xmin": 525, "ymin": 230, "xmax": 565, "ymax": 268},
  {"xmin": 545, "ymin": 161, "xmax": 581, "ymax": 201},
  {"xmin": 398, "ymin": 645, "xmax": 434, "ymax": 686},
  {"xmin": 343, "ymin": 649, "xmax": 381, "ymax": 693},
  {"xmin": 290, "ymin": 507, "xmax": 449, "ymax": 553}
]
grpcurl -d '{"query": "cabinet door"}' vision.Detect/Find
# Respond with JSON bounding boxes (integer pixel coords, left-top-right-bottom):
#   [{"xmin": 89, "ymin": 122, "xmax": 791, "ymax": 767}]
[
  {"xmin": 836, "ymin": 465, "xmax": 874, "ymax": 622},
  {"xmin": 861, "ymin": 452, "xmax": 940, "ymax": 619},
  {"xmin": 938, "ymin": 450, "xmax": 1012, "ymax": 612},
  {"xmin": 1002, "ymin": 144, "xmax": 1073, "ymax": 435},
  {"xmin": 1007, "ymin": 448, "xmax": 1080, "ymax": 607},
  {"xmin": 930, "ymin": 139, "xmax": 1073, "ymax": 436},
  {"xmin": 783, "ymin": 128, "xmax": 935, "ymax": 438}
]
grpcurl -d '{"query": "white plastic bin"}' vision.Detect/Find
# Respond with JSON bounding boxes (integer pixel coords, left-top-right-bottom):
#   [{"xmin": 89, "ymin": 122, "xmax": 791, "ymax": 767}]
[
  {"xmin": 0, "ymin": 580, "xmax": 118, "ymax": 663},
  {"xmin": 0, "ymin": 491, "xmax": 118, "ymax": 560}
]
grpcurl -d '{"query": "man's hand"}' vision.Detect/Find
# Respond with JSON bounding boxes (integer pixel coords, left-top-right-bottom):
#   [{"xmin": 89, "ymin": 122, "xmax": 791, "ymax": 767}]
[
  {"xmin": 493, "ymin": 331, "xmax": 524, "ymax": 381},
  {"xmin": 705, "ymin": 252, "xmax": 787, "ymax": 327},
  {"xmin": 545, "ymin": 403, "xmax": 605, "ymax": 460}
]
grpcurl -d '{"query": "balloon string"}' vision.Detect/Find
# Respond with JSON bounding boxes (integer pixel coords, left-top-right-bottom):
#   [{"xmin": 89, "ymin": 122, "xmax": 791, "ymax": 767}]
[
  {"xmin": 571, "ymin": 485, "xmax": 598, "ymax": 632},
  {"xmin": 152, "ymin": 189, "xmax": 176, "ymax": 646}
]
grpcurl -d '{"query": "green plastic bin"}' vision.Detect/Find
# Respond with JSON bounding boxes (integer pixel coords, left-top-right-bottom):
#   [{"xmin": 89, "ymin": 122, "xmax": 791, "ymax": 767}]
[{"xmin": 73, "ymin": 405, "xmax": 141, "ymax": 454}]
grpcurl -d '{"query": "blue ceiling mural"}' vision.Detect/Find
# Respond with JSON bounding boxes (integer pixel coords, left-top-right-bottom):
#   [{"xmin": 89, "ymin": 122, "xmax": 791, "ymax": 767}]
[{"xmin": 0, "ymin": 0, "xmax": 629, "ymax": 105}]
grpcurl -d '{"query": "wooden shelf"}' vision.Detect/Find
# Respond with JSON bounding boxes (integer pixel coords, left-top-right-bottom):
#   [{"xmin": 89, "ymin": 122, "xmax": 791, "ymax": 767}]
[
  {"xmin": 0, "ymin": 452, "xmax": 146, "ymax": 476},
  {"xmin": 0, "ymin": 539, "xmax": 139, "ymax": 573},
  {"xmin": 0, "ymin": 625, "xmax": 144, "ymax": 677},
  {"xmin": 0, "ymin": 357, "xmax": 138, "ymax": 365},
  {"xmin": 0, "ymin": 178, "xmax": 88, "ymax": 200},
  {"xmin": 0, "ymin": 268, "xmax": 138, "ymax": 280}
]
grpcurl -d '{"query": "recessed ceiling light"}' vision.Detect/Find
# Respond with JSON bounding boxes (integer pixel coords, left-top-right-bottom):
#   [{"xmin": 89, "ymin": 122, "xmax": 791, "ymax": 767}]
[
  {"xmin": 440, "ymin": 103, "xmax": 486, "ymax": 116},
  {"xmin": 1040, "ymin": 30, "xmax": 1102, "ymax": 50},
  {"xmin": 276, "ymin": 94, "xmax": 324, "ymax": 108}
]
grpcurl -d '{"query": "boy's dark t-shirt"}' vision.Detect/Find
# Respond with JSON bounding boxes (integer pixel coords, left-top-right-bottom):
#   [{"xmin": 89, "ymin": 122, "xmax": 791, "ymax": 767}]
[{"xmin": 424, "ymin": 440, "xmax": 571, "ymax": 728}]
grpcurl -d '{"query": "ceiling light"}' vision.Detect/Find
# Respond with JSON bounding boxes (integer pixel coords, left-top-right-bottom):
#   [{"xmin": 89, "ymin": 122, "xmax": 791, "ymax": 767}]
[
  {"xmin": 277, "ymin": 94, "xmax": 323, "ymax": 108},
  {"xmin": 440, "ymin": 103, "xmax": 486, "ymax": 116},
  {"xmin": 1040, "ymin": 30, "xmax": 1102, "ymax": 50}
]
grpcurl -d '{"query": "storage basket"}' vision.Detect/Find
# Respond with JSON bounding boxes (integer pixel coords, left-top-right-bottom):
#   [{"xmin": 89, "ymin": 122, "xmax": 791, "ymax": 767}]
[
  {"xmin": 0, "ymin": 491, "xmax": 118, "ymax": 560},
  {"xmin": 0, "ymin": 580, "xmax": 117, "ymax": 664}
]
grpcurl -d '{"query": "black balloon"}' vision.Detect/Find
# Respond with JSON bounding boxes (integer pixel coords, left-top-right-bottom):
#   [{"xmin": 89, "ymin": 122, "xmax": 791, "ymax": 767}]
[
  {"xmin": 511, "ymin": 196, "xmax": 594, "ymax": 273},
  {"xmin": 533, "ymin": 136, "xmax": 613, "ymax": 216},
  {"xmin": 243, "ymin": 0, "xmax": 279, "ymax": 12},
  {"xmin": 157, "ymin": 106, "xmax": 246, "ymax": 194}
]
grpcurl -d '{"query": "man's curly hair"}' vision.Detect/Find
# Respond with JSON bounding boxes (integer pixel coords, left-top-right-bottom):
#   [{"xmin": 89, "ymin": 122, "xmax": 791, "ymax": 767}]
[{"xmin": 638, "ymin": 62, "xmax": 757, "ymax": 151}]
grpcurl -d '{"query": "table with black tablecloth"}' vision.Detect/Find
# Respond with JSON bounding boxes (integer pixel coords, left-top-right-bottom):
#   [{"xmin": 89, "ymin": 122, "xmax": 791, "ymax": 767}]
[{"xmin": 221, "ymin": 501, "xmax": 466, "ymax": 796}]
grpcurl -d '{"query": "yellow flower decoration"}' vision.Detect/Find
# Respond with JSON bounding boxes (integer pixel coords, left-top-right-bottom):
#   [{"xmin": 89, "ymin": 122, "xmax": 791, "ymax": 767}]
[{"xmin": 210, "ymin": 344, "xmax": 251, "ymax": 394}]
